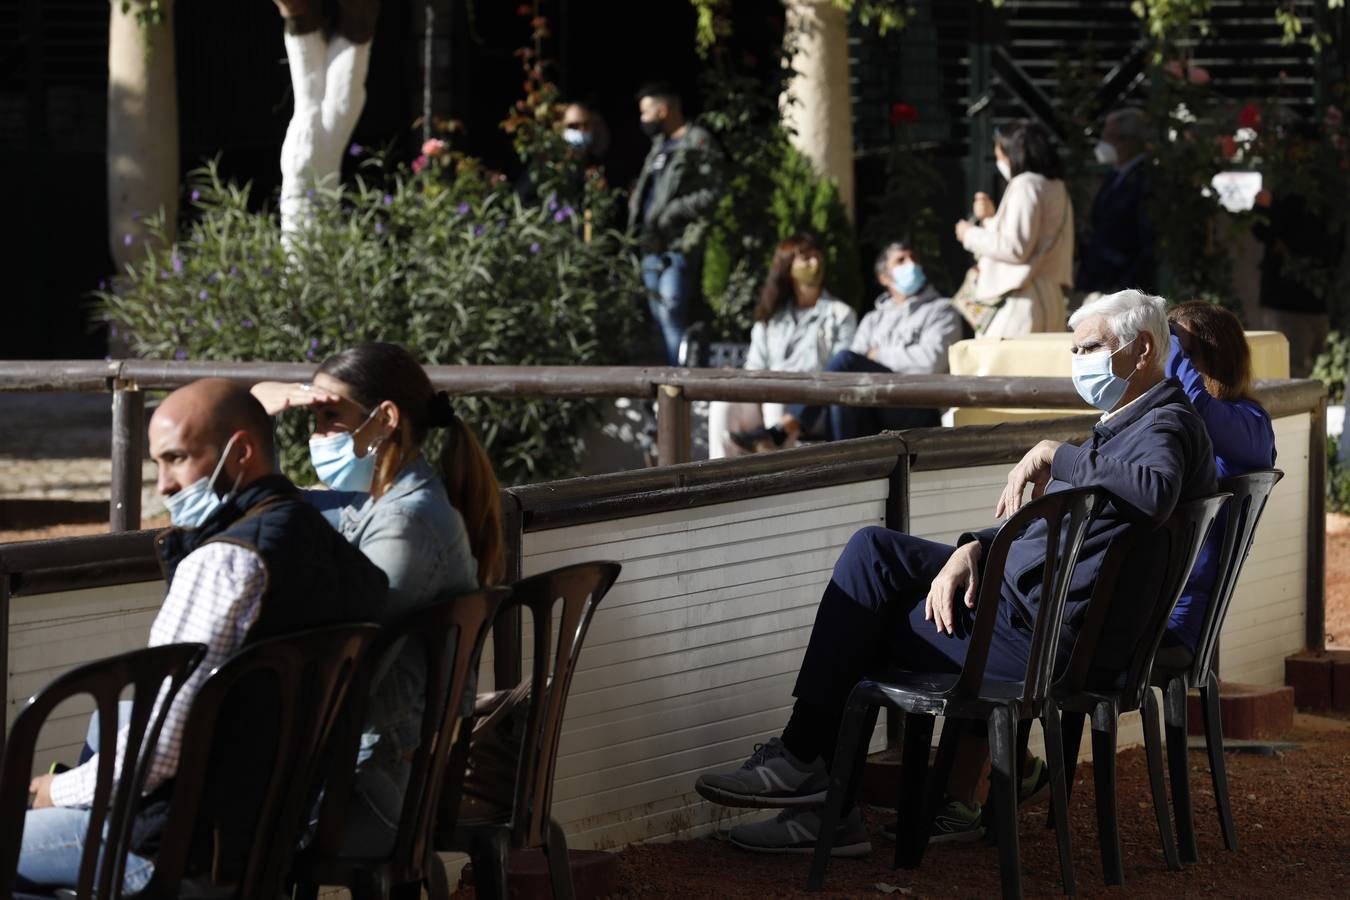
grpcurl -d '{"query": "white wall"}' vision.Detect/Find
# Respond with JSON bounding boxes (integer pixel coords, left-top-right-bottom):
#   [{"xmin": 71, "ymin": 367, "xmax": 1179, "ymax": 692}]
[
  {"xmin": 519, "ymin": 480, "xmax": 889, "ymax": 849},
  {"xmin": 6, "ymin": 580, "xmax": 163, "ymax": 772}
]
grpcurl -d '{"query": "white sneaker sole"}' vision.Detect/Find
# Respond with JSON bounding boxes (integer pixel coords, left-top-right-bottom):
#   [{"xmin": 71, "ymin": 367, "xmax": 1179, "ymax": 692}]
[
  {"xmin": 694, "ymin": 779, "xmax": 828, "ymax": 809},
  {"xmin": 728, "ymin": 836, "xmax": 873, "ymax": 858}
]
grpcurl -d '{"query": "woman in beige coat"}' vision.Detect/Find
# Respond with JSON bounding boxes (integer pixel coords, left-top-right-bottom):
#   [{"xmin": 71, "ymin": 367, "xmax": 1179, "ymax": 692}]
[{"xmin": 955, "ymin": 121, "xmax": 1074, "ymax": 335}]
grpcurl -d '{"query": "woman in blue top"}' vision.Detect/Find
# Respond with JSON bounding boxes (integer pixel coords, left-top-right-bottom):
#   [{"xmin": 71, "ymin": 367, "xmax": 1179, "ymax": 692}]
[
  {"xmin": 1160, "ymin": 301, "xmax": 1276, "ymax": 661},
  {"xmin": 252, "ymin": 341, "xmax": 504, "ymax": 856}
]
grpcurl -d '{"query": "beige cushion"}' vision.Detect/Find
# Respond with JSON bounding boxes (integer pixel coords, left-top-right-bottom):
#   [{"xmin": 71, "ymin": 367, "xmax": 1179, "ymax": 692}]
[{"xmin": 946, "ymin": 331, "xmax": 1289, "ymax": 425}]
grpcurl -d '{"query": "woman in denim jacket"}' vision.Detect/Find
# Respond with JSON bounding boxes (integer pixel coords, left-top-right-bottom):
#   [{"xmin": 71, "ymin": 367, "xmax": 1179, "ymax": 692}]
[{"xmin": 252, "ymin": 341, "xmax": 503, "ymax": 856}]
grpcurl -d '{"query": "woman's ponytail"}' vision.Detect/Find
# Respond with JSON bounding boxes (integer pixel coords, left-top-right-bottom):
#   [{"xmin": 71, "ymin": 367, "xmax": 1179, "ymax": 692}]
[{"xmin": 439, "ymin": 417, "xmax": 505, "ymax": 586}]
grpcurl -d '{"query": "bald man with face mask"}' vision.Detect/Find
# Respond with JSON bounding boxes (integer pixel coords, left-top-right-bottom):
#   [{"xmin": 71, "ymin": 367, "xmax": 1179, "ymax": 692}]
[{"xmin": 17, "ymin": 378, "xmax": 387, "ymax": 894}]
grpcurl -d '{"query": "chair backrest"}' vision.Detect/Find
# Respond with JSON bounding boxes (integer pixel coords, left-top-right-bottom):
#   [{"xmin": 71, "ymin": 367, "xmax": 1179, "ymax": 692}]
[
  {"xmin": 142, "ymin": 623, "xmax": 378, "ymax": 899},
  {"xmin": 1116, "ymin": 492, "xmax": 1230, "ymax": 709},
  {"xmin": 1058, "ymin": 493, "xmax": 1230, "ymax": 706},
  {"xmin": 677, "ymin": 321, "xmax": 750, "ymax": 369},
  {"xmin": 0, "ymin": 643, "xmax": 205, "ymax": 900},
  {"xmin": 949, "ymin": 487, "xmax": 1102, "ymax": 708},
  {"xmin": 1189, "ymin": 469, "xmax": 1283, "ymax": 681},
  {"xmin": 310, "ymin": 589, "xmax": 509, "ymax": 881},
  {"xmin": 507, "ymin": 561, "xmax": 622, "ymax": 848}
]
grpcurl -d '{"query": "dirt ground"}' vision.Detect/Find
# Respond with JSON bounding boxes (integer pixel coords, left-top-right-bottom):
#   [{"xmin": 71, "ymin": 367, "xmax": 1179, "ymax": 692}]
[
  {"xmin": 609, "ymin": 714, "xmax": 1350, "ymax": 899},
  {"xmin": 1322, "ymin": 513, "xmax": 1350, "ymax": 648}
]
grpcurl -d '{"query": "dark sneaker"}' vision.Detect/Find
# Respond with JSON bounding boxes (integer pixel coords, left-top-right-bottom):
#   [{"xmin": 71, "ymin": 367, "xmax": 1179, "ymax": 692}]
[
  {"xmin": 727, "ymin": 425, "xmax": 788, "ymax": 453},
  {"xmin": 880, "ymin": 798, "xmax": 985, "ymax": 844},
  {"xmin": 729, "ymin": 807, "xmax": 872, "ymax": 857},
  {"xmin": 694, "ymin": 737, "xmax": 828, "ymax": 808},
  {"xmin": 1019, "ymin": 755, "xmax": 1050, "ymax": 806}
]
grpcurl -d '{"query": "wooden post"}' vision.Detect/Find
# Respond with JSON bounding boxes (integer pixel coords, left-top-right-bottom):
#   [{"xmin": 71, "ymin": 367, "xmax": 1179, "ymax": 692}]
[
  {"xmin": 656, "ymin": 384, "xmax": 691, "ymax": 466},
  {"xmin": 111, "ymin": 383, "xmax": 145, "ymax": 532},
  {"xmin": 0, "ymin": 573, "xmax": 9, "ymax": 759},
  {"xmin": 1307, "ymin": 393, "xmax": 1327, "ymax": 652},
  {"xmin": 496, "ymin": 488, "xmax": 524, "ymax": 689}
]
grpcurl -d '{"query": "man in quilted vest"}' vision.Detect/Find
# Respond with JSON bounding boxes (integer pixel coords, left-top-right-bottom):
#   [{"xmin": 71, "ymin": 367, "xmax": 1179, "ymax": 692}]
[{"xmin": 18, "ymin": 378, "xmax": 387, "ymax": 893}]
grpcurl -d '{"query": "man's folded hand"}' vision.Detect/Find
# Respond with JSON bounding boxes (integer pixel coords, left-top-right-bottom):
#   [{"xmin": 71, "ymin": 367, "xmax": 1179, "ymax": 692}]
[
  {"xmin": 925, "ymin": 541, "xmax": 982, "ymax": 635},
  {"xmin": 997, "ymin": 440, "xmax": 1062, "ymax": 518}
]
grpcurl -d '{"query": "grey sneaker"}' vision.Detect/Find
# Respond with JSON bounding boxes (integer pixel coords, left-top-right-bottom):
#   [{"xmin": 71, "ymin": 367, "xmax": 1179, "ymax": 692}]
[
  {"xmin": 694, "ymin": 738, "xmax": 828, "ymax": 808},
  {"xmin": 729, "ymin": 807, "xmax": 872, "ymax": 857}
]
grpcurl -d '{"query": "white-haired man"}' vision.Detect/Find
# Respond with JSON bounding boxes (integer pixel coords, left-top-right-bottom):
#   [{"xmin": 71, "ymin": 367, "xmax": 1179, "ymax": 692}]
[{"xmin": 695, "ymin": 289, "xmax": 1217, "ymax": 856}]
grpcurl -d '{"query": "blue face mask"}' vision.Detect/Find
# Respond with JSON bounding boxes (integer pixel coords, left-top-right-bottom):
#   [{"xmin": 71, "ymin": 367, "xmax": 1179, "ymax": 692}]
[
  {"xmin": 890, "ymin": 261, "xmax": 926, "ymax": 296},
  {"xmin": 162, "ymin": 434, "xmax": 241, "ymax": 529},
  {"xmin": 1071, "ymin": 337, "xmax": 1137, "ymax": 411},
  {"xmin": 562, "ymin": 127, "xmax": 592, "ymax": 149},
  {"xmin": 309, "ymin": 407, "xmax": 386, "ymax": 493}
]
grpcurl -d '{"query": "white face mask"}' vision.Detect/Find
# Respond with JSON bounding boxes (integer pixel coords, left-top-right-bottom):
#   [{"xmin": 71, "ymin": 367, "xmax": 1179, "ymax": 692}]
[
  {"xmin": 996, "ymin": 159, "xmax": 1012, "ymax": 181},
  {"xmin": 1094, "ymin": 140, "xmax": 1119, "ymax": 167}
]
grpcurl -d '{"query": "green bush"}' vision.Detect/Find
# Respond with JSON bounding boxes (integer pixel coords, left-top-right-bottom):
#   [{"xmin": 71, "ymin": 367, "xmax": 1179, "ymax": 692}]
[
  {"xmin": 1329, "ymin": 435, "xmax": 1350, "ymax": 514},
  {"xmin": 97, "ymin": 159, "xmax": 643, "ymax": 486},
  {"xmin": 1311, "ymin": 330, "xmax": 1349, "ymax": 405}
]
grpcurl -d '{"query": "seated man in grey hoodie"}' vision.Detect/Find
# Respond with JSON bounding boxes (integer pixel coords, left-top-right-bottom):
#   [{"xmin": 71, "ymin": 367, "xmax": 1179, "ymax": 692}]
[{"xmin": 731, "ymin": 239, "xmax": 965, "ymax": 450}]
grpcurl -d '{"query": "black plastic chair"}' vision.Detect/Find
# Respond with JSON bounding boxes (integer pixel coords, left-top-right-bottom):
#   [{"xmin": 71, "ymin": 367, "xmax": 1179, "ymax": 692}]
[
  {"xmin": 1149, "ymin": 469, "xmax": 1282, "ymax": 864},
  {"xmin": 291, "ymin": 588, "xmax": 510, "ymax": 900},
  {"xmin": 677, "ymin": 321, "xmax": 750, "ymax": 369},
  {"xmin": 1052, "ymin": 491, "xmax": 1230, "ymax": 886},
  {"xmin": 807, "ymin": 487, "xmax": 1103, "ymax": 900},
  {"xmin": 126, "ymin": 623, "xmax": 379, "ymax": 900},
  {"xmin": 0, "ymin": 642, "xmax": 206, "ymax": 900},
  {"xmin": 437, "ymin": 561, "xmax": 622, "ymax": 900}
]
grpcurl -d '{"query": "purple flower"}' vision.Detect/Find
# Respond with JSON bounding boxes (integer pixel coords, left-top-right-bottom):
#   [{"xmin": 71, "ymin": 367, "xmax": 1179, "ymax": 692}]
[
  {"xmin": 172, "ymin": 255, "xmax": 183, "ymax": 274},
  {"xmin": 306, "ymin": 189, "xmax": 316, "ymax": 198},
  {"xmin": 529, "ymin": 242, "xmax": 541, "ymax": 254},
  {"xmin": 109, "ymin": 325, "xmax": 119, "ymax": 337},
  {"xmin": 349, "ymin": 143, "xmax": 364, "ymax": 157},
  {"xmin": 123, "ymin": 234, "xmax": 133, "ymax": 247},
  {"xmin": 305, "ymin": 349, "xmax": 316, "ymax": 360},
  {"xmin": 375, "ymin": 222, "xmax": 385, "ymax": 234},
  {"xmin": 382, "ymin": 194, "xmax": 393, "ymax": 205},
  {"xmin": 198, "ymin": 290, "xmax": 209, "ymax": 301},
  {"xmin": 213, "ymin": 319, "xmax": 223, "ymax": 330},
  {"xmin": 190, "ymin": 189, "xmax": 201, "ymax": 202},
  {"xmin": 187, "ymin": 317, "xmax": 197, "ymax": 326},
  {"xmin": 456, "ymin": 202, "xmax": 470, "ymax": 215},
  {"xmin": 159, "ymin": 270, "xmax": 170, "ymax": 280},
  {"xmin": 229, "ymin": 266, "xmax": 240, "ymax": 278},
  {"xmin": 547, "ymin": 197, "xmax": 559, "ymax": 212},
  {"xmin": 242, "ymin": 318, "xmax": 255, "ymax": 329},
  {"xmin": 207, "ymin": 272, "xmax": 219, "ymax": 284},
  {"xmin": 473, "ymin": 224, "xmax": 485, "ymax": 237},
  {"xmin": 131, "ymin": 211, "xmax": 142, "ymax": 222},
  {"xmin": 309, "ymin": 338, "xmax": 320, "ymax": 349},
  {"xmin": 175, "ymin": 349, "xmax": 187, "ymax": 361},
  {"xmin": 97, "ymin": 280, "xmax": 107, "ymax": 291}
]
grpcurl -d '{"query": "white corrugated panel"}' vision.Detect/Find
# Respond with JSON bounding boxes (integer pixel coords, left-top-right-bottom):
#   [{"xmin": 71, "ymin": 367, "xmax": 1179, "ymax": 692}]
[
  {"xmin": 519, "ymin": 480, "xmax": 888, "ymax": 849},
  {"xmin": 1218, "ymin": 412, "xmax": 1309, "ymax": 685},
  {"xmin": 6, "ymin": 580, "xmax": 164, "ymax": 773}
]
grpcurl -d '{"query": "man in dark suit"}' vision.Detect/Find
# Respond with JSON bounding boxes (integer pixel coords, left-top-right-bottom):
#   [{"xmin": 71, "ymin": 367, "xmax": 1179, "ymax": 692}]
[
  {"xmin": 694, "ymin": 290, "xmax": 1216, "ymax": 856},
  {"xmin": 1076, "ymin": 108, "xmax": 1157, "ymax": 296}
]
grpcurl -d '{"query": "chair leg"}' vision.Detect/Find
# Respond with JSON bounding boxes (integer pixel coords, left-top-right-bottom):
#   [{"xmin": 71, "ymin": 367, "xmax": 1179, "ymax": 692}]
[
  {"xmin": 1201, "ymin": 670, "xmax": 1238, "ymax": 851},
  {"xmin": 1047, "ymin": 708, "xmax": 1085, "ymax": 831},
  {"xmin": 1090, "ymin": 701, "xmax": 1123, "ymax": 886},
  {"xmin": 1040, "ymin": 702, "xmax": 1076, "ymax": 897},
  {"xmin": 544, "ymin": 817, "xmax": 576, "ymax": 900},
  {"xmin": 1163, "ymin": 675, "xmax": 1199, "ymax": 864},
  {"xmin": 468, "ymin": 828, "xmax": 511, "ymax": 900},
  {"xmin": 1142, "ymin": 687, "xmax": 1181, "ymax": 871},
  {"xmin": 425, "ymin": 849, "xmax": 454, "ymax": 900},
  {"xmin": 807, "ymin": 692, "xmax": 881, "ymax": 890},
  {"xmin": 349, "ymin": 867, "xmax": 393, "ymax": 900},
  {"xmin": 988, "ymin": 707, "xmax": 1022, "ymax": 900},
  {"xmin": 894, "ymin": 712, "xmax": 936, "ymax": 870}
]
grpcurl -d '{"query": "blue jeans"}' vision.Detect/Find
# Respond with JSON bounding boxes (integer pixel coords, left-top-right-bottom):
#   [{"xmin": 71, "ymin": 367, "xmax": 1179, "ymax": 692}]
[
  {"xmin": 787, "ymin": 350, "xmax": 942, "ymax": 440},
  {"xmin": 641, "ymin": 251, "xmax": 699, "ymax": 365},
  {"xmin": 18, "ymin": 702, "xmax": 154, "ymax": 893}
]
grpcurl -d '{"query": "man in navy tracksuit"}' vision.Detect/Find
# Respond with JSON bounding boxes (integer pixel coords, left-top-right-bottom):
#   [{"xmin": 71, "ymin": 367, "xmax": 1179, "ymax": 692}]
[{"xmin": 695, "ymin": 290, "xmax": 1218, "ymax": 855}]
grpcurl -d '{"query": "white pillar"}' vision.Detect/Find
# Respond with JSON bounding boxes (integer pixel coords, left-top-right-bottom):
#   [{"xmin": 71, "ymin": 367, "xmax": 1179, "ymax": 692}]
[
  {"xmin": 107, "ymin": 0, "xmax": 179, "ymax": 269},
  {"xmin": 782, "ymin": 0, "xmax": 855, "ymax": 220}
]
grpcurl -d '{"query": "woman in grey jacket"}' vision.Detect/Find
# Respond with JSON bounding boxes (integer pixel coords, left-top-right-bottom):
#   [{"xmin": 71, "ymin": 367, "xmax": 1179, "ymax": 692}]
[
  {"xmin": 709, "ymin": 234, "xmax": 857, "ymax": 457},
  {"xmin": 251, "ymin": 342, "xmax": 504, "ymax": 857}
]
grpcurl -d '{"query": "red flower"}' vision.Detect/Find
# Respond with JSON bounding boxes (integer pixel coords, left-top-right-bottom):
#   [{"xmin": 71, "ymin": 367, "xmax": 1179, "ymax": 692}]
[
  {"xmin": 889, "ymin": 102, "xmax": 918, "ymax": 125},
  {"xmin": 1238, "ymin": 103, "xmax": 1261, "ymax": 130},
  {"xmin": 1220, "ymin": 136, "xmax": 1239, "ymax": 160}
]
